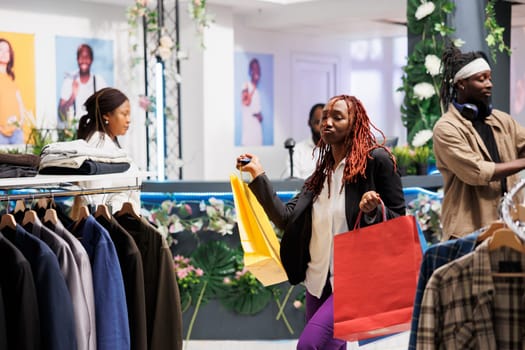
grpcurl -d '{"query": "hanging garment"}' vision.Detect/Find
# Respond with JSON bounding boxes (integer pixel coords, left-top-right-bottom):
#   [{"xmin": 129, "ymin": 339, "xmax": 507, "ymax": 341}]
[
  {"xmin": 24, "ymin": 217, "xmax": 90, "ymax": 350},
  {"xmin": 417, "ymin": 239, "xmax": 525, "ymax": 349},
  {"xmin": 0, "ymin": 232, "xmax": 40, "ymax": 350},
  {"xmin": 96, "ymin": 215, "xmax": 148, "ymax": 350},
  {"xmin": 71, "ymin": 215, "xmax": 130, "ymax": 350},
  {"xmin": 44, "ymin": 218, "xmax": 97, "ymax": 350},
  {"xmin": 408, "ymin": 230, "xmax": 480, "ymax": 350},
  {"xmin": 2, "ymin": 225, "xmax": 77, "ymax": 350},
  {"xmin": 115, "ymin": 213, "xmax": 182, "ymax": 350},
  {"xmin": 0, "ymin": 285, "xmax": 6, "ymax": 350}
]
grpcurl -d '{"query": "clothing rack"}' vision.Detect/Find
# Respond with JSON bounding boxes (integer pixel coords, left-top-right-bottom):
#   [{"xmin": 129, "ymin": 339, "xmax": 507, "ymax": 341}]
[
  {"xmin": 0, "ymin": 184, "xmax": 142, "ymax": 202},
  {"xmin": 0, "ymin": 172, "xmax": 145, "ymax": 201},
  {"xmin": 500, "ymin": 177, "xmax": 525, "ymax": 239}
]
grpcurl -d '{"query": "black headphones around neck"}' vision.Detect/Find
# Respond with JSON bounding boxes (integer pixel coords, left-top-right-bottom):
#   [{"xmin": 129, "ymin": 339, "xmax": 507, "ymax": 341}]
[{"xmin": 453, "ymin": 100, "xmax": 493, "ymax": 120}]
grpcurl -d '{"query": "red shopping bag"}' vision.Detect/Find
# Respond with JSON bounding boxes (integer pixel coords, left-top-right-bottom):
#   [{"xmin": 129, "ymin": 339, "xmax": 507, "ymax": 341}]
[{"xmin": 333, "ymin": 205, "xmax": 422, "ymax": 341}]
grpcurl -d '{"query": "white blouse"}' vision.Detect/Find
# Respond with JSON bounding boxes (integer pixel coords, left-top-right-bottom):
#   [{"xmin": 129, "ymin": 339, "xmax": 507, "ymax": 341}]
[
  {"xmin": 78, "ymin": 132, "xmax": 141, "ymax": 214},
  {"xmin": 307, "ymin": 160, "xmax": 349, "ymax": 298}
]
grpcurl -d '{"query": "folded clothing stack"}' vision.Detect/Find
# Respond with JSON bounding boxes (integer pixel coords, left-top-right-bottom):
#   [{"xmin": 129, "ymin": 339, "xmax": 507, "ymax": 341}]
[
  {"xmin": 39, "ymin": 140, "xmax": 132, "ymax": 175},
  {"xmin": 0, "ymin": 153, "xmax": 41, "ymax": 178}
]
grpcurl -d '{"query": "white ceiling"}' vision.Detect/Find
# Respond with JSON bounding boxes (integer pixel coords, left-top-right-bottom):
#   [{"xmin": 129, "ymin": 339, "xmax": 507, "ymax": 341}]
[{"xmin": 80, "ymin": 0, "xmax": 525, "ymax": 40}]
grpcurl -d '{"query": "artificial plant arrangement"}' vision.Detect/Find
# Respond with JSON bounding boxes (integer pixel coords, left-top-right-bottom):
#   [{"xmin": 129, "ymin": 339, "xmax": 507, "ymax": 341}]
[
  {"xmin": 407, "ymin": 192, "xmax": 443, "ymax": 244},
  {"xmin": 400, "ymin": 0, "xmax": 511, "ymax": 148},
  {"xmin": 400, "ymin": 0, "xmax": 454, "ymax": 146},
  {"xmin": 142, "ymin": 197, "xmax": 301, "ymax": 342}
]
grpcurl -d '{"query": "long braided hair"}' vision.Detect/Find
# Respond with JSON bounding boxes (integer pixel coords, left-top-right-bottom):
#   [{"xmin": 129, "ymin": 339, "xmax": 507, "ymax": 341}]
[
  {"xmin": 440, "ymin": 43, "xmax": 489, "ymax": 111},
  {"xmin": 304, "ymin": 95, "xmax": 395, "ymax": 198}
]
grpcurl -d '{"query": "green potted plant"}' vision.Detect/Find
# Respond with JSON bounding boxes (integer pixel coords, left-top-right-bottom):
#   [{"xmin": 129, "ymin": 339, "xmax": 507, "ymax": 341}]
[
  {"xmin": 413, "ymin": 145, "xmax": 431, "ymax": 175},
  {"xmin": 391, "ymin": 145, "xmax": 414, "ymax": 176}
]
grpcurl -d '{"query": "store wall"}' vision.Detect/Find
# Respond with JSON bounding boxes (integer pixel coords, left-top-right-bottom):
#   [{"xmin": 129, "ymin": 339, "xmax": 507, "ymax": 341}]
[
  {"xmin": 0, "ymin": 0, "xmax": 147, "ymax": 170},
  {"xmin": 180, "ymin": 4, "xmax": 407, "ymax": 181},
  {"xmin": 0, "ymin": 1, "xmax": 407, "ymax": 181}
]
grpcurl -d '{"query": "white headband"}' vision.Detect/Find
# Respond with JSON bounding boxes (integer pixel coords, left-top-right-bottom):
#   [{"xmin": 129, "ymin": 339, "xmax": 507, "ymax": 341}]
[{"xmin": 453, "ymin": 57, "xmax": 491, "ymax": 83}]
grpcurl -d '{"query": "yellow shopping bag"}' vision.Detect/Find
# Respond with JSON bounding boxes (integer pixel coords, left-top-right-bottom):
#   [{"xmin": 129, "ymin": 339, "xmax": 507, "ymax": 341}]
[{"xmin": 230, "ymin": 174, "xmax": 288, "ymax": 286}]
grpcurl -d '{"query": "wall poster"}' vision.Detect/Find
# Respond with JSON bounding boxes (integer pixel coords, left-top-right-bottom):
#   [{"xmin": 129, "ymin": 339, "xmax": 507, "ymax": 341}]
[
  {"xmin": 234, "ymin": 51, "xmax": 274, "ymax": 146},
  {"xmin": 55, "ymin": 36, "xmax": 114, "ymax": 129},
  {"xmin": 0, "ymin": 31, "xmax": 35, "ymax": 145}
]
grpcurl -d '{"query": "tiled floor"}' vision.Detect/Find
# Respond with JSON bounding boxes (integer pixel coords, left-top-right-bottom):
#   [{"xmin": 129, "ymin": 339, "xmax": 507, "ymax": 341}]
[{"xmin": 182, "ymin": 331, "xmax": 409, "ymax": 349}]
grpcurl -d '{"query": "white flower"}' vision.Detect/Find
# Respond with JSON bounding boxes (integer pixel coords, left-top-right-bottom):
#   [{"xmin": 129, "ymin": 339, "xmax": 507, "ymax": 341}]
[
  {"xmin": 176, "ymin": 50, "xmax": 189, "ymax": 60},
  {"xmin": 424, "ymin": 54, "xmax": 441, "ymax": 76},
  {"xmin": 157, "ymin": 46, "xmax": 172, "ymax": 61},
  {"xmin": 415, "ymin": 1, "xmax": 435, "ymax": 20},
  {"xmin": 159, "ymin": 35, "xmax": 174, "ymax": 49},
  {"xmin": 412, "ymin": 129, "xmax": 433, "ymax": 147},
  {"xmin": 453, "ymin": 38, "xmax": 466, "ymax": 48},
  {"xmin": 413, "ymin": 82, "xmax": 435, "ymax": 100}
]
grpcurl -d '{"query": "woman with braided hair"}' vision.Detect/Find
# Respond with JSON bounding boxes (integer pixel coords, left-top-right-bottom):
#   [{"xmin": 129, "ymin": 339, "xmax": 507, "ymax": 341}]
[
  {"xmin": 433, "ymin": 44, "xmax": 525, "ymax": 240},
  {"xmin": 236, "ymin": 94, "xmax": 405, "ymax": 349}
]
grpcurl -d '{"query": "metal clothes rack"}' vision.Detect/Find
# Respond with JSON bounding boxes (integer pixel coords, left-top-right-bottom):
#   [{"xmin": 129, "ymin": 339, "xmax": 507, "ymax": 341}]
[
  {"xmin": 0, "ymin": 173, "xmax": 144, "ymax": 202},
  {"xmin": 500, "ymin": 177, "xmax": 525, "ymax": 239},
  {"xmin": 0, "ymin": 185, "xmax": 142, "ymax": 202}
]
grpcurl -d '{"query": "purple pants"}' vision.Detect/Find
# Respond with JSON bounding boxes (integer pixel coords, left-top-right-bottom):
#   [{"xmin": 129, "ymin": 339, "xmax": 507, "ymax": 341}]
[{"xmin": 297, "ymin": 282, "xmax": 347, "ymax": 350}]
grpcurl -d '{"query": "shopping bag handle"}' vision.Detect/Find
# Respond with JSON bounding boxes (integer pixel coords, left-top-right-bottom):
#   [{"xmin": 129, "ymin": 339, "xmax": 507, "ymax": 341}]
[{"xmin": 353, "ymin": 200, "xmax": 386, "ymax": 230}]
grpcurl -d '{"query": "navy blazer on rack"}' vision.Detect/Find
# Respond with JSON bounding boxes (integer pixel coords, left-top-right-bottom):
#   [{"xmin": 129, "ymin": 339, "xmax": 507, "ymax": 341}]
[
  {"xmin": 2, "ymin": 225, "xmax": 77, "ymax": 350},
  {"xmin": 249, "ymin": 148, "xmax": 406, "ymax": 285}
]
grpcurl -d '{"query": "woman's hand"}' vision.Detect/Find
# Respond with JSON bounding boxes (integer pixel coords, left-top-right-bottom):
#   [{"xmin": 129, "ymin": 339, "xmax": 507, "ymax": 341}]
[
  {"xmin": 236, "ymin": 153, "xmax": 265, "ymax": 180},
  {"xmin": 359, "ymin": 191, "xmax": 381, "ymax": 214}
]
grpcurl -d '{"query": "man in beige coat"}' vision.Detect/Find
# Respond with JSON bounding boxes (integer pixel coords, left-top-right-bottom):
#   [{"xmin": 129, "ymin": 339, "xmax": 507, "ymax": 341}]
[{"xmin": 434, "ymin": 44, "xmax": 525, "ymax": 239}]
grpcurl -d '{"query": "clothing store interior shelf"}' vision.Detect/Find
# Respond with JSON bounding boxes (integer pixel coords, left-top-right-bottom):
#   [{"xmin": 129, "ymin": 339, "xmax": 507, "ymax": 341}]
[{"xmin": 0, "ymin": 171, "xmax": 145, "ymax": 190}]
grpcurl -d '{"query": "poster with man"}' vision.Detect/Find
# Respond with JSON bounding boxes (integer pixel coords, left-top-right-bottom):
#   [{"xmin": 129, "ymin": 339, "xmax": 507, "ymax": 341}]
[
  {"xmin": 0, "ymin": 31, "xmax": 35, "ymax": 145},
  {"xmin": 234, "ymin": 52, "xmax": 274, "ymax": 146},
  {"xmin": 55, "ymin": 36, "xmax": 114, "ymax": 128}
]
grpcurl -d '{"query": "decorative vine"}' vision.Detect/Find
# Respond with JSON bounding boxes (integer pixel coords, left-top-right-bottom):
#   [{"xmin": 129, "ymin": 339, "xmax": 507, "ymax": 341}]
[
  {"xmin": 484, "ymin": 0, "xmax": 512, "ymax": 62},
  {"xmin": 400, "ymin": 0, "xmax": 511, "ymax": 149}
]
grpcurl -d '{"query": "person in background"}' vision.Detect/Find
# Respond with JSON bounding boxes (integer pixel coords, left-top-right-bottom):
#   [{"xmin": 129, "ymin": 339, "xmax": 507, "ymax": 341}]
[
  {"xmin": 59, "ymin": 43, "xmax": 107, "ymax": 127},
  {"xmin": 0, "ymin": 38, "xmax": 26, "ymax": 144},
  {"xmin": 75, "ymin": 87, "xmax": 141, "ymax": 214},
  {"xmin": 237, "ymin": 94, "xmax": 405, "ymax": 349},
  {"xmin": 284, "ymin": 102, "xmax": 324, "ymax": 179},
  {"xmin": 434, "ymin": 43, "xmax": 525, "ymax": 240},
  {"xmin": 241, "ymin": 58, "xmax": 263, "ymax": 146}
]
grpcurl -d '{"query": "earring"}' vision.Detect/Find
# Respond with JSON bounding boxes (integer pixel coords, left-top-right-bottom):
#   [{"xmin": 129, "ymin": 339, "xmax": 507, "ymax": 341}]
[{"xmin": 104, "ymin": 119, "xmax": 109, "ymax": 125}]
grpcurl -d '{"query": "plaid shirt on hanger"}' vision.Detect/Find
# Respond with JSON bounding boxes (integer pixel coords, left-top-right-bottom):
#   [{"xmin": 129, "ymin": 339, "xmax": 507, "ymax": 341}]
[
  {"xmin": 408, "ymin": 230, "xmax": 480, "ymax": 350},
  {"xmin": 417, "ymin": 240, "xmax": 525, "ymax": 349}
]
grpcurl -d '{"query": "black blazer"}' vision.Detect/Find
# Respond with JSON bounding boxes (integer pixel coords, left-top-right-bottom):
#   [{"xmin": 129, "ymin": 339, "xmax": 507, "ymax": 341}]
[{"xmin": 249, "ymin": 148, "xmax": 406, "ymax": 285}]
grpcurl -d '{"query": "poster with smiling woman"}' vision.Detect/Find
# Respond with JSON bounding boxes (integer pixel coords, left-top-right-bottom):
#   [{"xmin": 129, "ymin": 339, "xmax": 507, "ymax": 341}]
[
  {"xmin": 0, "ymin": 31, "xmax": 35, "ymax": 145},
  {"xmin": 234, "ymin": 52, "xmax": 274, "ymax": 146}
]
